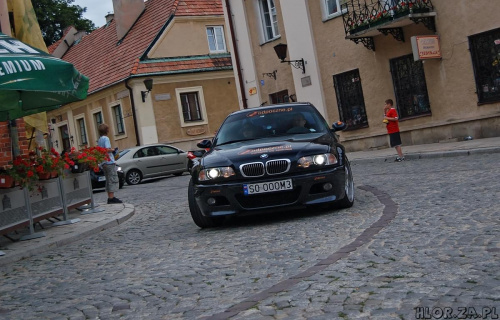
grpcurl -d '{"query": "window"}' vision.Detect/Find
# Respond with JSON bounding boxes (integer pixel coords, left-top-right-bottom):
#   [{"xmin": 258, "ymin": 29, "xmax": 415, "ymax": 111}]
[
  {"xmin": 206, "ymin": 26, "xmax": 226, "ymax": 53},
  {"xmin": 112, "ymin": 105, "xmax": 125, "ymax": 134},
  {"xmin": 77, "ymin": 118, "xmax": 88, "ymax": 145},
  {"xmin": 180, "ymin": 92, "xmax": 202, "ymax": 122},
  {"xmin": 259, "ymin": 0, "xmax": 279, "ymax": 41},
  {"xmin": 390, "ymin": 54, "xmax": 431, "ymax": 119},
  {"xmin": 333, "ymin": 69, "xmax": 369, "ymax": 130},
  {"xmin": 469, "ymin": 28, "xmax": 500, "ymax": 104},
  {"xmin": 321, "ymin": 0, "xmax": 348, "ymax": 20},
  {"xmin": 93, "ymin": 111, "xmax": 103, "ymax": 136},
  {"xmin": 175, "ymin": 86, "xmax": 208, "ymax": 127}
]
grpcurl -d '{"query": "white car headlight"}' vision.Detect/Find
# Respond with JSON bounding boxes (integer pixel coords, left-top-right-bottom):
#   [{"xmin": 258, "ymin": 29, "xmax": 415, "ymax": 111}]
[
  {"xmin": 298, "ymin": 153, "xmax": 337, "ymax": 168},
  {"xmin": 199, "ymin": 167, "xmax": 235, "ymax": 181}
]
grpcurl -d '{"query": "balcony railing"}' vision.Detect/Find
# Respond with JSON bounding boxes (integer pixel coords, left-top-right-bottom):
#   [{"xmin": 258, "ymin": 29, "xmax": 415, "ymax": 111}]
[{"xmin": 341, "ymin": 0, "xmax": 434, "ymax": 50}]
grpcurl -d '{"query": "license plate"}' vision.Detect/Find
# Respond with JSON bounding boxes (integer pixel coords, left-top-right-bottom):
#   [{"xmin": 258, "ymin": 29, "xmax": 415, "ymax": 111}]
[
  {"xmin": 243, "ymin": 179, "xmax": 293, "ymax": 195},
  {"xmin": 98, "ymin": 176, "xmax": 106, "ymax": 182}
]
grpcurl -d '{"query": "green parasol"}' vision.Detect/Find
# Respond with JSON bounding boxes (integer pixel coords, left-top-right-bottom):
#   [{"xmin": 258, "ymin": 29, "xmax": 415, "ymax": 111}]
[{"xmin": 0, "ymin": 32, "xmax": 89, "ymax": 121}]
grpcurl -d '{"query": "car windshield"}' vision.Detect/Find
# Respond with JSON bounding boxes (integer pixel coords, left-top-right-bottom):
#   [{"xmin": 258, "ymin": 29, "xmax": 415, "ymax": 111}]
[
  {"xmin": 215, "ymin": 105, "xmax": 329, "ymax": 146},
  {"xmin": 117, "ymin": 149, "xmax": 130, "ymax": 160}
]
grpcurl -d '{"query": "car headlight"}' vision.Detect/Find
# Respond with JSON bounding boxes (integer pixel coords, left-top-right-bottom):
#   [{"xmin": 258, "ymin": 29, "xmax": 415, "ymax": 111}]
[
  {"xmin": 116, "ymin": 166, "xmax": 123, "ymax": 172},
  {"xmin": 199, "ymin": 167, "xmax": 235, "ymax": 181},
  {"xmin": 298, "ymin": 153, "xmax": 337, "ymax": 168}
]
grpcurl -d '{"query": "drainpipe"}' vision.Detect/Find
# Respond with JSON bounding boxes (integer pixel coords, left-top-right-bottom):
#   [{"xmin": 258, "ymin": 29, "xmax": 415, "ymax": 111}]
[
  {"xmin": 225, "ymin": 0, "xmax": 248, "ymax": 109},
  {"xmin": 125, "ymin": 79, "xmax": 141, "ymax": 146}
]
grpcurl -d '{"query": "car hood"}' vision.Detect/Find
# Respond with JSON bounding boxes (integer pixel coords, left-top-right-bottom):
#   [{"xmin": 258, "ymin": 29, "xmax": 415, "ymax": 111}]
[{"xmin": 202, "ymin": 133, "xmax": 336, "ymax": 168}]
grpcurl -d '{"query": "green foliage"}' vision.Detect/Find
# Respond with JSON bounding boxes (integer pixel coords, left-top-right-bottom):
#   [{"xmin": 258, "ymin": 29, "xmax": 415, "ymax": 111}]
[{"xmin": 32, "ymin": 0, "xmax": 96, "ymax": 46}]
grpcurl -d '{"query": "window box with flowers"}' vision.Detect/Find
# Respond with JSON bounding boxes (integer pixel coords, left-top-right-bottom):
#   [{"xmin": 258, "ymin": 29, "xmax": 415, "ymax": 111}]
[
  {"xmin": 63, "ymin": 146, "xmax": 109, "ymax": 174},
  {"xmin": 5, "ymin": 148, "xmax": 66, "ymax": 191}
]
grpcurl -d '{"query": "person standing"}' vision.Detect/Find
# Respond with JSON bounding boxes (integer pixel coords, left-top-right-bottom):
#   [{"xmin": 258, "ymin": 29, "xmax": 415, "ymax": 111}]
[
  {"xmin": 383, "ymin": 99, "xmax": 405, "ymax": 162},
  {"xmin": 97, "ymin": 124, "xmax": 123, "ymax": 204}
]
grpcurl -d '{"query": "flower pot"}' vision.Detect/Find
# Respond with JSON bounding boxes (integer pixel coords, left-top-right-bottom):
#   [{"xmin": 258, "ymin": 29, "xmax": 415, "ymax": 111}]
[
  {"xmin": 38, "ymin": 172, "xmax": 52, "ymax": 180},
  {"xmin": 71, "ymin": 162, "xmax": 88, "ymax": 173},
  {"xmin": 0, "ymin": 175, "xmax": 15, "ymax": 188}
]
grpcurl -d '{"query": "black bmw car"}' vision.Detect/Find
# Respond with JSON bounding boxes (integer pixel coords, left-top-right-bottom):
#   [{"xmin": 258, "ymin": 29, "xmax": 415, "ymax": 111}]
[{"xmin": 188, "ymin": 103, "xmax": 354, "ymax": 228}]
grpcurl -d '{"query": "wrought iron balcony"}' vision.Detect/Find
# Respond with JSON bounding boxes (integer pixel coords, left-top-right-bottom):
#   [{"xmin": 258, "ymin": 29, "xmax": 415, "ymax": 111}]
[{"xmin": 341, "ymin": 0, "xmax": 435, "ymax": 51}]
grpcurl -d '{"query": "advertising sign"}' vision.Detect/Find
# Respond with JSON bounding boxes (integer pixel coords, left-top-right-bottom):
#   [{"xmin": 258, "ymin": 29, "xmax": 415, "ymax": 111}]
[{"xmin": 411, "ymin": 35, "xmax": 442, "ymax": 61}]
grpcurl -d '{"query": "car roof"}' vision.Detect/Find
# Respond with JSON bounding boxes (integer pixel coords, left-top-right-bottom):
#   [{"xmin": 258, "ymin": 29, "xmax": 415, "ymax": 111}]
[
  {"xmin": 228, "ymin": 102, "xmax": 314, "ymax": 116},
  {"xmin": 122, "ymin": 143, "xmax": 180, "ymax": 152}
]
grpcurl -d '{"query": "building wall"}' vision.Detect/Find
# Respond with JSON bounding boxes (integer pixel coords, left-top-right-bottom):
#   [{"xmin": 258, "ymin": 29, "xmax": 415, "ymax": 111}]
[
  {"xmin": 229, "ymin": 0, "xmax": 500, "ymax": 151},
  {"xmin": 151, "ymin": 16, "xmax": 230, "ymax": 58},
  {"xmin": 48, "ymin": 83, "xmax": 138, "ymax": 154},
  {"xmin": 308, "ymin": 0, "xmax": 500, "ymax": 150},
  {"xmin": 151, "ymin": 71, "xmax": 240, "ymax": 151}
]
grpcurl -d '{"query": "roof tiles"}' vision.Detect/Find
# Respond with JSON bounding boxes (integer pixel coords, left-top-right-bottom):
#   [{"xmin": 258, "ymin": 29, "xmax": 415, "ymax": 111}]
[{"xmin": 58, "ymin": 0, "xmax": 226, "ymax": 94}]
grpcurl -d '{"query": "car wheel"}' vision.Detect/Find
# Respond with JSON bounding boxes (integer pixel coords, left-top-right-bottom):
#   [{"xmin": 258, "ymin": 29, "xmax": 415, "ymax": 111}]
[
  {"xmin": 126, "ymin": 169, "xmax": 142, "ymax": 185},
  {"xmin": 188, "ymin": 178, "xmax": 224, "ymax": 228},
  {"xmin": 336, "ymin": 159, "xmax": 354, "ymax": 209}
]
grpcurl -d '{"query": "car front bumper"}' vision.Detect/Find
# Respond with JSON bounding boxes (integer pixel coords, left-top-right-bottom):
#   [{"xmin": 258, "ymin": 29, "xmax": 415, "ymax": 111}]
[{"xmin": 193, "ymin": 166, "xmax": 346, "ymax": 217}]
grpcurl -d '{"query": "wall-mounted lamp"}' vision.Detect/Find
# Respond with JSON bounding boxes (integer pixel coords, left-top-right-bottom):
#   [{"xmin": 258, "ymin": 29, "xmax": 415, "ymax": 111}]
[
  {"xmin": 141, "ymin": 78, "xmax": 154, "ymax": 102},
  {"xmin": 54, "ymin": 140, "xmax": 59, "ymax": 148},
  {"xmin": 50, "ymin": 118, "xmax": 56, "ymax": 124},
  {"xmin": 70, "ymin": 136, "xmax": 74, "ymax": 144},
  {"xmin": 262, "ymin": 70, "xmax": 277, "ymax": 80},
  {"xmin": 273, "ymin": 43, "xmax": 306, "ymax": 74}
]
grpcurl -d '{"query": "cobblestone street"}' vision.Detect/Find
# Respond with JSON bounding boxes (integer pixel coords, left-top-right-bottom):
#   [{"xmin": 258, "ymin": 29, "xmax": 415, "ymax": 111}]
[{"xmin": 0, "ymin": 153, "xmax": 499, "ymax": 319}]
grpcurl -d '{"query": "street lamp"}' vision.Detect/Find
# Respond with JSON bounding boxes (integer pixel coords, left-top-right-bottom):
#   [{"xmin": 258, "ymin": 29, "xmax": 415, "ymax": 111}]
[
  {"xmin": 273, "ymin": 43, "xmax": 305, "ymax": 74},
  {"xmin": 141, "ymin": 78, "xmax": 154, "ymax": 102}
]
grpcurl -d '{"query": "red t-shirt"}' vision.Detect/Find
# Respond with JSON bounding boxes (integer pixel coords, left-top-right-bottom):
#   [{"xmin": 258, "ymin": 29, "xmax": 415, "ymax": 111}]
[{"xmin": 385, "ymin": 108, "xmax": 400, "ymax": 134}]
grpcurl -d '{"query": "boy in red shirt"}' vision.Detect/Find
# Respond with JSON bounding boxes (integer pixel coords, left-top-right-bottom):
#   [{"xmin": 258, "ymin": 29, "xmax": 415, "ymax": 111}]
[{"xmin": 384, "ymin": 99, "xmax": 405, "ymax": 162}]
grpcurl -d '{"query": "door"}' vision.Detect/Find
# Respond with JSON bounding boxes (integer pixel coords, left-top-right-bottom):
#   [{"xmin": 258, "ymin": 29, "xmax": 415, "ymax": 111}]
[
  {"xmin": 333, "ymin": 69, "xmax": 369, "ymax": 130},
  {"xmin": 157, "ymin": 145, "xmax": 186, "ymax": 173},
  {"xmin": 59, "ymin": 125, "xmax": 71, "ymax": 152},
  {"xmin": 269, "ymin": 90, "xmax": 290, "ymax": 104}
]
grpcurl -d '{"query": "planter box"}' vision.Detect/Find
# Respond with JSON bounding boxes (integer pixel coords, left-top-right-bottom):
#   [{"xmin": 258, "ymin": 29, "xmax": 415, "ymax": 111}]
[{"xmin": 0, "ymin": 175, "xmax": 14, "ymax": 189}]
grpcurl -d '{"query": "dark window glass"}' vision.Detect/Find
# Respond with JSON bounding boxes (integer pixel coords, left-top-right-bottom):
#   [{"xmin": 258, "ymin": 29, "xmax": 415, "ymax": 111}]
[
  {"xmin": 390, "ymin": 54, "xmax": 431, "ymax": 119},
  {"xmin": 469, "ymin": 28, "xmax": 500, "ymax": 104},
  {"xmin": 112, "ymin": 105, "xmax": 125, "ymax": 134},
  {"xmin": 180, "ymin": 92, "xmax": 202, "ymax": 122},
  {"xmin": 333, "ymin": 69, "xmax": 369, "ymax": 130},
  {"xmin": 78, "ymin": 118, "xmax": 87, "ymax": 145}
]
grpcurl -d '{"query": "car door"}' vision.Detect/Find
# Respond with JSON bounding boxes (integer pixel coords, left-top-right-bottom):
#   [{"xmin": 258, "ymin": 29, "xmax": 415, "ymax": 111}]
[
  {"xmin": 157, "ymin": 145, "xmax": 187, "ymax": 173},
  {"xmin": 131, "ymin": 147, "xmax": 160, "ymax": 178}
]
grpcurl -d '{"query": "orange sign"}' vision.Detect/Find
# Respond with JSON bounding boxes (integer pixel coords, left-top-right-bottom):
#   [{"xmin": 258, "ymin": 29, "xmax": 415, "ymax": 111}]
[
  {"xmin": 411, "ymin": 35, "xmax": 442, "ymax": 60},
  {"xmin": 248, "ymin": 87, "xmax": 257, "ymax": 95}
]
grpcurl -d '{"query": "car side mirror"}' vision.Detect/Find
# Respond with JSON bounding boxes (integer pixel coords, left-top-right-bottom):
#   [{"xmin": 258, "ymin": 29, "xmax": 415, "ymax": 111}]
[
  {"xmin": 197, "ymin": 139, "xmax": 212, "ymax": 149},
  {"xmin": 332, "ymin": 121, "xmax": 346, "ymax": 132}
]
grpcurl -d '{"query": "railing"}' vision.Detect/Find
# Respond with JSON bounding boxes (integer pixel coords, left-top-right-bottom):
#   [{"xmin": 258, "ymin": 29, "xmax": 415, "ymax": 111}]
[{"xmin": 341, "ymin": 0, "xmax": 434, "ymax": 36}]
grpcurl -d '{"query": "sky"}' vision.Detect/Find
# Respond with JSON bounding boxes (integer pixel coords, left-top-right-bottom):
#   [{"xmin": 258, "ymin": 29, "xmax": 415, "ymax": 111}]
[{"xmin": 71, "ymin": 0, "xmax": 114, "ymax": 28}]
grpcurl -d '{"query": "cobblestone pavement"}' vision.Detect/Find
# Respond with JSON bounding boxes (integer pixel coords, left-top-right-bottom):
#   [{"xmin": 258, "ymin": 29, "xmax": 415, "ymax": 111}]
[{"xmin": 0, "ymin": 153, "xmax": 499, "ymax": 319}]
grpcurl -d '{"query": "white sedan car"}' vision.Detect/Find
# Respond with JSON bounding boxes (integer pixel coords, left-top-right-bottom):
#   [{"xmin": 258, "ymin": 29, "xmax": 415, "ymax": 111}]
[{"xmin": 116, "ymin": 144, "xmax": 188, "ymax": 185}]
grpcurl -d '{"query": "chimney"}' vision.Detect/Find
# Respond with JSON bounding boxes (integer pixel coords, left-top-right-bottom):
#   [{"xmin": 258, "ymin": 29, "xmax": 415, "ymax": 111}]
[
  {"xmin": 105, "ymin": 13, "xmax": 114, "ymax": 24},
  {"xmin": 112, "ymin": 0, "xmax": 145, "ymax": 40}
]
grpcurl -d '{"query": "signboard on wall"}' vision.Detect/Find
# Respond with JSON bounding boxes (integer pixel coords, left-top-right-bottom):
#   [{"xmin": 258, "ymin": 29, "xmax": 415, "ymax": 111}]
[{"xmin": 411, "ymin": 35, "xmax": 442, "ymax": 61}]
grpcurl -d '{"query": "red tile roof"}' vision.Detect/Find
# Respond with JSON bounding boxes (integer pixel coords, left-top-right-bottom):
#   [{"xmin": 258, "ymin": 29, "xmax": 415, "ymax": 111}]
[
  {"xmin": 133, "ymin": 55, "xmax": 232, "ymax": 75},
  {"xmin": 58, "ymin": 0, "xmax": 226, "ymax": 94}
]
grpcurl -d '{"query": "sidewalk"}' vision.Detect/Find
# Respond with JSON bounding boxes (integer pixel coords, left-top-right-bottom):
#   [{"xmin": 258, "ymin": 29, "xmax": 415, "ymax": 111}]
[
  {"xmin": 0, "ymin": 203, "xmax": 134, "ymax": 266},
  {"xmin": 347, "ymin": 136, "xmax": 500, "ymax": 163},
  {"xmin": 1, "ymin": 137, "xmax": 499, "ymax": 266}
]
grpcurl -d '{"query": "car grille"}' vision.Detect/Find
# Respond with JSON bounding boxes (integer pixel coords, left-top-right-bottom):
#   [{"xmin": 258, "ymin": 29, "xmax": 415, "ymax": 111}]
[
  {"xmin": 266, "ymin": 159, "xmax": 290, "ymax": 175},
  {"xmin": 240, "ymin": 162, "xmax": 265, "ymax": 177},
  {"xmin": 240, "ymin": 159, "xmax": 290, "ymax": 177},
  {"xmin": 235, "ymin": 188, "xmax": 301, "ymax": 209}
]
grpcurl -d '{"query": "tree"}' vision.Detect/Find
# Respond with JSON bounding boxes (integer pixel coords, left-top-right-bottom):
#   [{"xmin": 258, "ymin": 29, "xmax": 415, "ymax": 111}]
[{"xmin": 33, "ymin": 0, "xmax": 96, "ymax": 46}]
